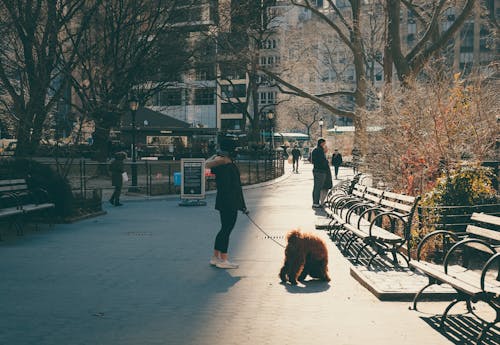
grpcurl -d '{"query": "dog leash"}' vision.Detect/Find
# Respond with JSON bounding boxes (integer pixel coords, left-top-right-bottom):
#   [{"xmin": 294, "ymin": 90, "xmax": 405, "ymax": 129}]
[{"xmin": 245, "ymin": 213, "xmax": 286, "ymax": 248}]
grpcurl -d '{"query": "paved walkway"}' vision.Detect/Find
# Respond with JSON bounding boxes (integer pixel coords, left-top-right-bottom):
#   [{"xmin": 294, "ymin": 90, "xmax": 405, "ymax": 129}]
[{"xmin": 0, "ymin": 163, "xmax": 466, "ymax": 345}]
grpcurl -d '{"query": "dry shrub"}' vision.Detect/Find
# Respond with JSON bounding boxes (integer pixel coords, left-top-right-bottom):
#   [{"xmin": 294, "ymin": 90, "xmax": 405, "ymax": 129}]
[{"xmin": 365, "ymin": 65, "xmax": 499, "ymax": 196}]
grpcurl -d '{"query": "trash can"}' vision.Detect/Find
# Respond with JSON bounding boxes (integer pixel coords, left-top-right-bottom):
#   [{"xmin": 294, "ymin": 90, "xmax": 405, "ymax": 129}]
[{"xmin": 174, "ymin": 172, "xmax": 182, "ymax": 186}]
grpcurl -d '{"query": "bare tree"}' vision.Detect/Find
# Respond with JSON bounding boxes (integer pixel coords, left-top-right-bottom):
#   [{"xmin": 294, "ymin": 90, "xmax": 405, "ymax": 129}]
[
  {"xmin": 386, "ymin": 0, "xmax": 477, "ymax": 82},
  {"xmin": 276, "ymin": 97, "xmax": 320, "ymax": 139},
  {"xmin": 214, "ymin": 0, "xmax": 284, "ymax": 141},
  {"xmin": 0, "ymin": 0, "xmax": 98, "ymax": 156},
  {"xmin": 68, "ymin": 0, "xmax": 193, "ymax": 162}
]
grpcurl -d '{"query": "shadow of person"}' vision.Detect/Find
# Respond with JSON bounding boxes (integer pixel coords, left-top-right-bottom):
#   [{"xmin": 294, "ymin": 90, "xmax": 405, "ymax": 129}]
[{"xmin": 281, "ymin": 279, "xmax": 331, "ymax": 294}]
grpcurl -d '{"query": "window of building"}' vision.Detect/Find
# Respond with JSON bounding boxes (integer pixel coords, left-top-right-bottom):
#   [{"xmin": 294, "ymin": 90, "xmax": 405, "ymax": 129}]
[
  {"xmin": 194, "ymin": 88, "xmax": 215, "ymax": 105},
  {"xmin": 221, "ymin": 102, "xmax": 246, "ymax": 114},
  {"xmin": 159, "ymin": 89, "xmax": 183, "ymax": 106},
  {"xmin": 460, "ymin": 23, "xmax": 474, "ymax": 52},
  {"xmin": 221, "ymin": 84, "xmax": 246, "ymax": 98},
  {"xmin": 221, "ymin": 119, "xmax": 244, "ymax": 131},
  {"xmin": 195, "ymin": 66, "xmax": 215, "ymax": 80}
]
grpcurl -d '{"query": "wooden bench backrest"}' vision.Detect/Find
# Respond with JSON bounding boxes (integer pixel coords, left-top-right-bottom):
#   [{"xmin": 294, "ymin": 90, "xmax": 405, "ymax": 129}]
[
  {"xmin": 466, "ymin": 213, "xmax": 500, "ymax": 242},
  {"xmin": 380, "ymin": 190, "xmax": 416, "ymax": 214},
  {"xmin": 363, "ymin": 186, "xmax": 384, "ymax": 204},
  {"xmin": 351, "ymin": 184, "xmax": 366, "ymax": 198},
  {"xmin": 0, "ymin": 179, "xmax": 28, "ymax": 193}
]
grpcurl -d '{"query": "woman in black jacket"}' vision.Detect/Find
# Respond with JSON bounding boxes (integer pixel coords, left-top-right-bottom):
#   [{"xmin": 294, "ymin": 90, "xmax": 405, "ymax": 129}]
[{"xmin": 205, "ymin": 140, "xmax": 248, "ymax": 269}]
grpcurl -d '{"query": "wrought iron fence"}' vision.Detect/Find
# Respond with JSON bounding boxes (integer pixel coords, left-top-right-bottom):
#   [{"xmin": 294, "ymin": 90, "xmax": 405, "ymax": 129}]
[{"xmin": 47, "ymin": 152, "xmax": 285, "ymax": 198}]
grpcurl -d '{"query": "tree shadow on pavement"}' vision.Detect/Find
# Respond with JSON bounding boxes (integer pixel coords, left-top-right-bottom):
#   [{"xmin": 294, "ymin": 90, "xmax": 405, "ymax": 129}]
[
  {"xmin": 281, "ymin": 279, "xmax": 331, "ymax": 294},
  {"xmin": 420, "ymin": 315, "xmax": 499, "ymax": 345}
]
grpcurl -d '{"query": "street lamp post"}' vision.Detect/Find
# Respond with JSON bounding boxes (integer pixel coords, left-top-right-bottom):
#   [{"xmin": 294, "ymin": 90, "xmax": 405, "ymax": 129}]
[
  {"xmin": 319, "ymin": 118, "xmax": 324, "ymax": 138},
  {"xmin": 129, "ymin": 97, "xmax": 139, "ymax": 192},
  {"xmin": 267, "ymin": 111, "xmax": 274, "ymax": 150}
]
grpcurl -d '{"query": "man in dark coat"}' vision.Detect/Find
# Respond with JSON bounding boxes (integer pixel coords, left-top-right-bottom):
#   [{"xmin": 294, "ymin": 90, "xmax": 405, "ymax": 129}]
[
  {"xmin": 291, "ymin": 145, "xmax": 301, "ymax": 173},
  {"xmin": 331, "ymin": 149, "xmax": 343, "ymax": 179},
  {"xmin": 311, "ymin": 138, "xmax": 329, "ymax": 208},
  {"xmin": 109, "ymin": 152, "xmax": 126, "ymax": 206}
]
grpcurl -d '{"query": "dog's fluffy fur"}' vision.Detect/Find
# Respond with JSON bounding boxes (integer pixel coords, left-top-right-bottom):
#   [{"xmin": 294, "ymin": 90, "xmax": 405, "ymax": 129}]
[{"xmin": 279, "ymin": 230, "xmax": 331, "ymax": 285}]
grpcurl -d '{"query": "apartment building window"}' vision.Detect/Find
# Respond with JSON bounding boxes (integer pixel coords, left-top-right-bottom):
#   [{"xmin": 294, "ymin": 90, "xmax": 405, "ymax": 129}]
[
  {"xmin": 194, "ymin": 88, "xmax": 215, "ymax": 105},
  {"xmin": 221, "ymin": 84, "xmax": 246, "ymax": 98},
  {"xmin": 259, "ymin": 92, "xmax": 276, "ymax": 105},
  {"xmin": 261, "ymin": 39, "xmax": 278, "ymax": 49},
  {"xmin": 159, "ymin": 89, "xmax": 183, "ymax": 106},
  {"xmin": 195, "ymin": 66, "xmax": 215, "ymax": 81},
  {"xmin": 460, "ymin": 23, "xmax": 474, "ymax": 52},
  {"xmin": 221, "ymin": 119, "xmax": 244, "ymax": 131},
  {"xmin": 221, "ymin": 102, "xmax": 246, "ymax": 114},
  {"xmin": 407, "ymin": 22, "xmax": 417, "ymax": 44},
  {"xmin": 220, "ymin": 65, "xmax": 245, "ymax": 80}
]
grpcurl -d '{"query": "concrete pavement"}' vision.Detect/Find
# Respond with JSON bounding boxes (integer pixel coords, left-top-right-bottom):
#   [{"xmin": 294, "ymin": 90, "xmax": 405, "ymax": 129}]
[{"xmin": 0, "ymin": 163, "xmax": 466, "ymax": 345}]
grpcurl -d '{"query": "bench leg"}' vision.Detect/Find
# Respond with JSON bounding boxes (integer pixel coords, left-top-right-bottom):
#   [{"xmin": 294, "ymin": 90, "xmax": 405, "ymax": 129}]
[
  {"xmin": 440, "ymin": 294, "xmax": 467, "ymax": 332},
  {"xmin": 411, "ymin": 277, "xmax": 438, "ymax": 311},
  {"xmin": 477, "ymin": 302, "xmax": 499, "ymax": 344},
  {"xmin": 343, "ymin": 235, "xmax": 359, "ymax": 256},
  {"xmin": 354, "ymin": 242, "xmax": 371, "ymax": 264}
]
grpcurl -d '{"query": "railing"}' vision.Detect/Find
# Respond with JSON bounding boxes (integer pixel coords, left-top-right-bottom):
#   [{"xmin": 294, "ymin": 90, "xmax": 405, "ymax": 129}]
[
  {"xmin": 417, "ymin": 203, "xmax": 500, "ymax": 232},
  {"xmin": 45, "ymin": 152, "xmax": 285, "ymax": 197}
]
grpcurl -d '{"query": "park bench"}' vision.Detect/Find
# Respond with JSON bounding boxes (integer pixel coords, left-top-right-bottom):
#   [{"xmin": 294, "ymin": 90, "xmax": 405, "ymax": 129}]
[
  {"xmin": 323, "ymin": 183, "xmax": 420, "ymax": 268},
  {"xmin": 410, "ymin": 212, "xmax": 500, "ymax": 344},
  {"xmin": 0, "ymin": 179, "xmax": 55, "ymax": 240}
]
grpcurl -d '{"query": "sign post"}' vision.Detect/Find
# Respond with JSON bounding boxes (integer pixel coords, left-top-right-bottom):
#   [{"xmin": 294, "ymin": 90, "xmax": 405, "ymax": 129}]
[{"xmin": 179, "ymin": 158, "xmax": 207, "ymax": 206}]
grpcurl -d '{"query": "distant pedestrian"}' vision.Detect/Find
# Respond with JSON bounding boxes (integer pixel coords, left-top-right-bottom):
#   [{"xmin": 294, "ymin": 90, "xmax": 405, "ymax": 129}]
[
  {"xmin": 109, "ymin": 152, "xmax": 127, "ymax": 206},
  {"xmin": 205, "ymin": 139, "xmax": 248, "ymax": 269},
  {"xmin": 331, "ymin": 149, "xmax": 343, "ymax": 179},
  {"xmin": 291, "ymin": 145, "xmax": 301, "ymax": 173},
  {"xmin": 311, "ymin": 138, "xmax": 330, "ymax": 208}
]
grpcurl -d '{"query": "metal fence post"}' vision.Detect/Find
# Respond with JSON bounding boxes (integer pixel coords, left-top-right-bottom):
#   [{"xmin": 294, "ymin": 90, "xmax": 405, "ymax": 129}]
[
  {"xmin": 79, "ymin": 159, "xmax": 84, "ymax": 197},
  {"xmin": 168, "ymin": 164, "xmax": 172, "ymax": 194}
]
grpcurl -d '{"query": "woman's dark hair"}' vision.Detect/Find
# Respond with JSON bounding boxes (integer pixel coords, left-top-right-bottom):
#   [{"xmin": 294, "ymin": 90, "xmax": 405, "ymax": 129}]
[
  {"xmin": 317, "ymin": 138, "xmax": 326, "ymax": 146},
  {"xmin": 219, "ymin": 139, "xmax": 236, "ymax": 154}
]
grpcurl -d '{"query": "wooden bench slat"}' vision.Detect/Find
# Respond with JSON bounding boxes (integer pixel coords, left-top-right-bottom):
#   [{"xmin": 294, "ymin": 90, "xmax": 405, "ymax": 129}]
[
  {"xmin": 466, "ymin": 224, "xmax": 500, "ymax": 242},
  {"xmin": 382, "ymin": 190, "xmax": 416, "ymax": 203},
  {"xmin": 380, "ymin": 199, "xmax": 413, "ymax": 213},
  {"xmin": 471, "ymin": 212, "xmax": 500, "ymax": 227}
]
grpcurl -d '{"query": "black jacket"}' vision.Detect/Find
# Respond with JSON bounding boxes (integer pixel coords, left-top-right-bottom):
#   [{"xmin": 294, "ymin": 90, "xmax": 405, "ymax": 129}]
[
  {"xmin": 311, "ymin": 146, "xmax": 329, "ymax": 172},
  {"xmin": 291, "ymin": 148, "xmax": 301, "ymax": 159},
  {"xmin": 109, "ymin": 159, "xmax": 124, "ymax": 187},
  {"xmin": 331, "ymin": 153, "xmax": 343, "ymax": 167},
  {"xmin": 211, "ymin": 162, "xmax": 246, "ymax": 211}
]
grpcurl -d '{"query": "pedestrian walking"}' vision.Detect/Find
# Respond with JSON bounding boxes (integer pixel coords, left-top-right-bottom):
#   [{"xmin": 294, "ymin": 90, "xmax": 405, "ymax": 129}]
[
  {"xmin": 205, "ymin": 139, "xmax": 248, "ymax": 269},
  {"xmin": 331, "ymin": 149, "xmax": 343, "ymax": 179},
  {"xmin": 291, "ymin": 145, "xmax": 301, "ymax": 173},
  {"xmin": 109, "ymin": 152, "xmax": 127, "ymax": 206},
  {"xmin": 311, "ymin": 138, "xmax": 330, "ymax": 208}
]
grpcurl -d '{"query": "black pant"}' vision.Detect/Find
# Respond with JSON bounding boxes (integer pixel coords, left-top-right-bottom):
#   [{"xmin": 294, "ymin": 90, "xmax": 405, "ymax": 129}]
[
  {"xmin": 110, "ymin": 185, "xmax": 122, "ymax": 204},
  {"xmin": 214, "ymin": 209, "xmax": 238, "ymax": 253},
  {"xmin": 333, "ymin": 165, "xmax": 340, "ymax": 178},
  {"xmin": 292, "ymin": 157, "xmax": 299, "ymax": 171}
]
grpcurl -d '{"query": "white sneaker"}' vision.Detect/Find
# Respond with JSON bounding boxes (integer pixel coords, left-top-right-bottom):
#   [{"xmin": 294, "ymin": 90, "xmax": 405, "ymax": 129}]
[
  {"xmin": 209, "ymin": 256, "xmax": 222, "ymax": 266},
  {"xmin": 216, "ymin": 260, "xmax": 239, "ymax": 269}
]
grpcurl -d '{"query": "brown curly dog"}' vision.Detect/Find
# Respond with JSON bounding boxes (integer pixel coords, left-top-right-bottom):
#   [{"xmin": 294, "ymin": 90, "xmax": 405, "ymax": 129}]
[{"xmin": 279, "ymin": 230, "xmax": 331, "ymax": 285}]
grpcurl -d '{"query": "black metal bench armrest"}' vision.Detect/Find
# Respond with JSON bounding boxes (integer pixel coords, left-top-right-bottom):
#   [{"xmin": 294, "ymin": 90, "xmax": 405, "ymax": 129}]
[
  {"xmin": 481, "ymin": 252, "xmax": 500, "ymax": 290},
  {"xmin": 3, "ymin": 192, "xmax": 23, "ymax": 209},
  {"xmin": 416, "ymin": 230, "xmax": 464, "ymax": 261},
  {"xmin": 357, "ymin": 206, "xmax": 385, "ymax": 229},
  {"xmin": 345, "ymin": 202, "xmax": 377, "ymax": 225},
  {"xmin": 444, "ymin": 238, "xmax": 497, "ymax": 274},
  {"xmin": 332, "ymin": 196, "xmax": 361, "ymax": 213},
  {"xmin": 368, "ymin": 211, "xmax": 408, "ymax": 238}
]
